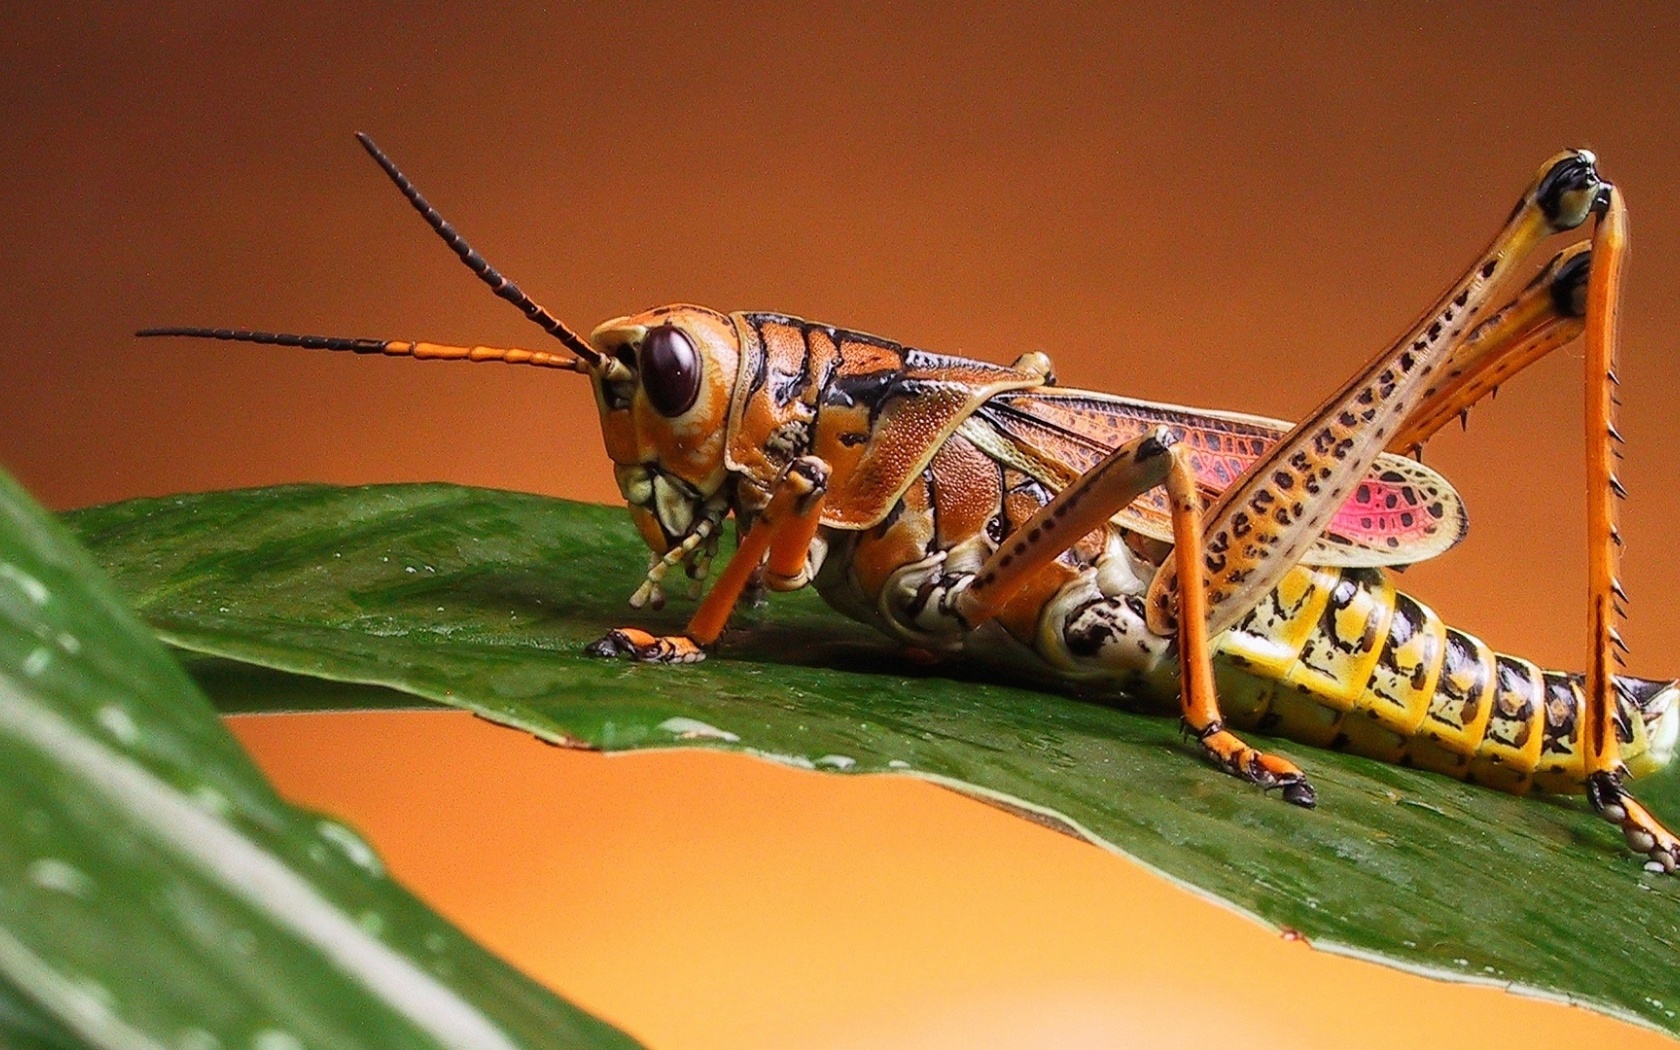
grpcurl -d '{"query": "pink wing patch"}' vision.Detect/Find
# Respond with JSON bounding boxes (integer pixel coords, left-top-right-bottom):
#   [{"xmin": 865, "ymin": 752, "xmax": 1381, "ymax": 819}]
[
  {"xmin": 978, "ymin": 389, "xmax": 1468, "ymax": 568},
  {"xmin": 1177, "ymin": 441, "xmax": 1466, "ymax": 567},
  {"xmin": 1179, "ymin": 438, "xmax": 1465, "ymax": 566},
  {"xmin": 1329, "ymin": 472, "xmax": 1454, "ymax": 553}
]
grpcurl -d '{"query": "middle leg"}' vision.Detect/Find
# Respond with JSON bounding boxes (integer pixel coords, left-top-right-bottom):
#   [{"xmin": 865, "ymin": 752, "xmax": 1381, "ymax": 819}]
[{"xmin": 953, "ymin": 427, "xmax": 1315, "ymax": 803}]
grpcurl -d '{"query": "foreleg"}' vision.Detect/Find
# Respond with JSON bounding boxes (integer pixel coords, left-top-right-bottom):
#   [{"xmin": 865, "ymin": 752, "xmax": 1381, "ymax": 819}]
[{"xmin": 588, "ymin": 456, "xmax": 830, "ymax": 663}]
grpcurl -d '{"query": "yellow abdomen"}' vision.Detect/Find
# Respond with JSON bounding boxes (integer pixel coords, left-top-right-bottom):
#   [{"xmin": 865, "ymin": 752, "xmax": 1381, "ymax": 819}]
[{"xmin": 1214, "ymin": 565, "xmax": 1680, "ymax": 793}]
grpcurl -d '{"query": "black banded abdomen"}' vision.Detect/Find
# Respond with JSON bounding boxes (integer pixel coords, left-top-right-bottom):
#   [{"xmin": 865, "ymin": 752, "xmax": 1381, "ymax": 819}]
[{"xmin": 1215, "ymin": 564, "xmax": 1678, "ymax": 793}]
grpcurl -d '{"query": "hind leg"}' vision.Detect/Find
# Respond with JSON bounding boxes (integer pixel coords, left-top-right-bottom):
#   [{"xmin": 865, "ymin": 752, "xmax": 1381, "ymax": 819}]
[
  {"xmin": 1094, "ymin": 152, "xmax": 1607, "ymax": 806},
  {"xmin": 1573, "ymin": 188, "xmax": 1680, "ymax": 870},
  {"xmin": 1393, "ymin": 181, "xmax": 1678, "ymax": 869},
  {"xmin": 1142, "ymin": 150, "xmax": 1676, "ymax": 864}
]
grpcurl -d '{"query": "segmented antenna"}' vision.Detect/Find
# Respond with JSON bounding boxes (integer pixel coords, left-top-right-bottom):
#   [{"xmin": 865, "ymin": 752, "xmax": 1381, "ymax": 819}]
[
  {"xmin": 353, "ymin": 132, "xmax": 600, "ymax": 364},
  {"xmin": 135, "ymin": 327, "xmax": 582, "ymax": 369}
]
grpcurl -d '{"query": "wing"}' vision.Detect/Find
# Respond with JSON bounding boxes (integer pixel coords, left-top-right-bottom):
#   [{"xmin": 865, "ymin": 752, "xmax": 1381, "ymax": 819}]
[{"xmin": 965, "ymin": 387, "xmax": 1468, "ymax": 568}]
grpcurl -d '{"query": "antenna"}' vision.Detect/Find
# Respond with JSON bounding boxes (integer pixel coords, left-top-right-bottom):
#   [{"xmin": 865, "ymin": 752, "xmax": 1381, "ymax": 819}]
[
  {"xmin": 135, "ymin": 327, "xmax": 584, "ymax": 370},
  {"xmin": 353, "ymin": 132, "xmax": 600, "ymax": 364}
]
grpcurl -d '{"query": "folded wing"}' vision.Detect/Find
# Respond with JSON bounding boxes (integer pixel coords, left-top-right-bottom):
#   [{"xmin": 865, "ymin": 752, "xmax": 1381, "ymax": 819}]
[{"xmin": 967, "ymin": 388, "xmax": 1468, "ymax": 568}]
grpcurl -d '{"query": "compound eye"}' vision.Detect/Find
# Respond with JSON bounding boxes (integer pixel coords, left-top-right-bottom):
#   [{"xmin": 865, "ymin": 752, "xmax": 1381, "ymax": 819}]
[{"xmin": 639, "ymin": 324, "xmax": 702, "ymax": 417}]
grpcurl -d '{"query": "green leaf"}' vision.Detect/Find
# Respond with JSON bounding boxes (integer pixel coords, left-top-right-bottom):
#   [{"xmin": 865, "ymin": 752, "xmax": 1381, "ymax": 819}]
[
  {"xmin": 0, "ymin": 471, "xmax": 641, "ymax": 1050},
  {"xmin": 67, "ymin": 483, "xmax": 1680, "ymax": 1040}
]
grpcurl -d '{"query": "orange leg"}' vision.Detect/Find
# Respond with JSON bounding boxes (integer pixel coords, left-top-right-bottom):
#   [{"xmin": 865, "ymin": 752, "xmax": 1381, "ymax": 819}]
[
  {"xmin": 1137, "ymin": 151, "xmax": 1615, "ymax": 811},
  {"xmin": 1166, "ymin": 454, "xmax": 1316, "ymax": 806},
  {"xmin": 1575, "ymin": 189, "xmax": 1679, "ymax": 871},
  {"xmin": 1139, "ymin": 150, "xmax": 1675, "ymax": 862},
  {"xmin": 1375, "ymin": 210, "xmax": 1677, "ymax": 866},
  {"xmin": 1582, "ymin": 189, "xmax": 1628, "ymax": 780},
  {"xmin": 761, "ymin": 463, "xmax": 832, "ymax": 591},
  {"xmin": 587, "ymin": 457, "xmax": 830, "ymax": 663},
  {"xmin": 1398, "ymin": 185, "xmax": 1680, "ymax": 870},
  {"xmin": 954, "ymin": 428, "xmax": 1314, "ymax": 804}
]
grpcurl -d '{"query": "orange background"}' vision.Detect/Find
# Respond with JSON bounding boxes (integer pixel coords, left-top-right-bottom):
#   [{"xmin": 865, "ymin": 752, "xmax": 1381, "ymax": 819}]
[{"xmin": 4, "ymin": 4, "xmax": 1680, "ymax": 1046}]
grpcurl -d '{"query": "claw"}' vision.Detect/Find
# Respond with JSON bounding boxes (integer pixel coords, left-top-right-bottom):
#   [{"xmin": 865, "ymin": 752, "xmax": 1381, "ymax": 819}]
[
  {"xmin": 1588, "ymin": 769, "xmax": 1680, "ymax": 872},
  {"xmin": 1279, "ymin": 778, "xmax": 1318, "ymax": 809},
  {"xmin": 1198, "ymin": 727, "xmax": 1317, "ymax": 807},
  {"xmin": 585, "ymin": 627, "xmax": 706, "ymax": 664}
]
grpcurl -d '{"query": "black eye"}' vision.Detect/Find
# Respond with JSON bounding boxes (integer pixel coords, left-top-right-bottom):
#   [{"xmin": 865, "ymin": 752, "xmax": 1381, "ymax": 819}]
[{"xmin": 639, "ymin": 324, "xmax": 701, "ymax": 417}]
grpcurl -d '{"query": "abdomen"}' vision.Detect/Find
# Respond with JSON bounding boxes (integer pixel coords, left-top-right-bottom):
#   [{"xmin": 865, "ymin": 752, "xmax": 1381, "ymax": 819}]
[{"xmin": 1212, "ymin": 564, "xmax": 1679, "ymax": 792}]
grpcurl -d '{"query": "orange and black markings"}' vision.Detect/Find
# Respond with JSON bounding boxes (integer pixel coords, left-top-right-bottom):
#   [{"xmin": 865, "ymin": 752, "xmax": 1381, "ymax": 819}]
[{"xmin": 584, "ymin": 628, "xmax": 705, "ymax": 664}]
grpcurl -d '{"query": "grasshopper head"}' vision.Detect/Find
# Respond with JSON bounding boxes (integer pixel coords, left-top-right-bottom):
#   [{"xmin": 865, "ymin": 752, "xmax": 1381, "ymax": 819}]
[
  {"xmin": 141, "ymin": 137, "xmax": 745, "ymax": 598},
  {"xmin": 317, "ymin": 137, "xmax": 746, "ymax": 571},
  {"xmin": 582, "ymin": 305, "xmax": 742, "ymax": 555}
]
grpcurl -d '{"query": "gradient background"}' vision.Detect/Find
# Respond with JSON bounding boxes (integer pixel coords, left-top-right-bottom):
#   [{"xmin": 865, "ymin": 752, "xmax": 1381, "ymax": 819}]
[{"xmin": 5, "ymin": 3, "xmax": 1680, "ymax": 1047}]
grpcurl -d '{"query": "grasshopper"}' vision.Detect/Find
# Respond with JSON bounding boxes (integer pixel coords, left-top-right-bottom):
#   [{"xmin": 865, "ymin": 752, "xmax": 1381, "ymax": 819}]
[{"xmin": 143, "ymin": 134, "xmax": 1680, "ymax": 870}]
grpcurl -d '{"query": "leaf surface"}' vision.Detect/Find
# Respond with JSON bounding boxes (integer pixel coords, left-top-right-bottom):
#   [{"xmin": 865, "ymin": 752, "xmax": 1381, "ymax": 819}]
[
  {"xmin": 1, "ymin": 473, "xmax": 640, "ymax": 1049},
  {"xmin": 66, "ymin": 483, "xmax": 1680, "ymax": 1040}
]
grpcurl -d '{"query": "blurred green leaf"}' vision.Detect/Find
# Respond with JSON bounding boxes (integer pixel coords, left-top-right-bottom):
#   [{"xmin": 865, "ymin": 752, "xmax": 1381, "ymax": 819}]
[
  {"xmin": 1, "ymin": 471, "xmax": 640, "ymax": 1049},
  {"xmin": 68, "ymin": 483, "xmax": 1680, "ymax": 1040},
  {"xmin": 0, "ymin": 975, "xmax": 86, "ymax": 1050}
]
